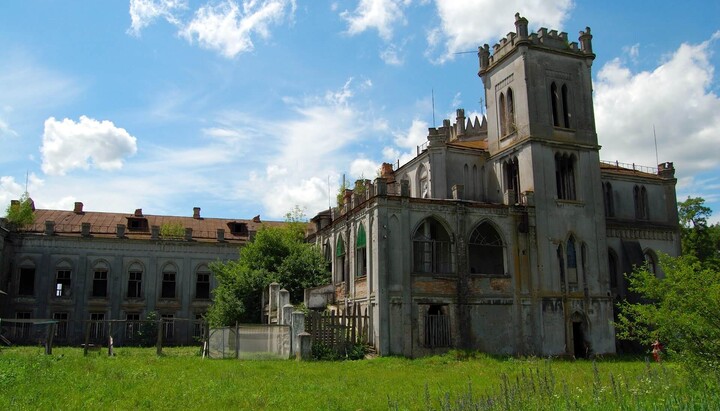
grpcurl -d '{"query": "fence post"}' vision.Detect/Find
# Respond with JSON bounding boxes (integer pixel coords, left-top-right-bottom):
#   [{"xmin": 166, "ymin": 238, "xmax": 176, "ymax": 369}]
[
  {"xmin": 45, "ymin": 323, "xmax": 55, "ymax": 355},
  {"xmin": 203, "ymin": 319, "xmax": 210, "ymax": 358},
  {"xmin": 291, "ymin": 311, "xmax": 305, "ymax": 355},
  {"xmin": 235, "ymin": 322, "xmax": 240, "ymax": 359},
  {"xmin": 156, "ymin": 319, "xmax": 163, "ymax": 356},
  {"xmin": 83, "ymin": 321, "xmax": 91, "ymax": 356},
  {"xmin": 282, "ymin": 304, "xmax": 293, "ymax": 326},
  {"xmin": 107, "ymin": 321, "xmax": 113, "ymax": 356},
  {"xmin": 297, "ymin": 332, "xmax": 312, "ymax": 361}
]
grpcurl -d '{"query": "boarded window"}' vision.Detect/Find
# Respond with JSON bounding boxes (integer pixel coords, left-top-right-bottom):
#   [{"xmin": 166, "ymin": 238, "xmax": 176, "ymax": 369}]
[{"xmin": 468, "ymin": 222, "xmax": 504, "ymax": 275}]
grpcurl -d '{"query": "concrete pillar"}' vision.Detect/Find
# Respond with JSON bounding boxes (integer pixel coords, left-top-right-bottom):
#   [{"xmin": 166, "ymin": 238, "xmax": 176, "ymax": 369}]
[
  {"xmin": 279, "ymin": 289, "xmax": 290, "ymax": 311},
  {"xmin": 268, "ymin": 283, "xmax": 280, "ymax": 323},
  {"xmin": 282, "ymin": 304, "xmax": 293, "ymax": 326},
  {"xmin": 297, "ymin": 332, "xmax": 312, "ymax": 361},
  {"xmin": 291, "ymin": 311, "xmax": 305, "ymax": 354}
]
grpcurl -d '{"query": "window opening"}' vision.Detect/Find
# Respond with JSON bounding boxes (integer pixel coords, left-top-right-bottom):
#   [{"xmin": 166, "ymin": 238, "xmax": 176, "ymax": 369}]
[
  {"xmin": 127, "ymin": 270, "xmax": 142, "ymax": 298},
  {"xmin": 507, "ymin": 88, "xmax": 516, "ymax": 132},
  {"xmin": 551, "ymin": 82, "xmax": 560, "ymax": 127},
  {"xmin": 424, "ymin": 305, "xmax": 450, "ymax": 348},
  {"xmin": 92, "ymin": 270, "xmax": 108, "ymax": 297},
  {"xmin": 567, "ymin": 236, "xmax": 578, "ymax": 283},
  {"xmin": 196, "ymin": 271, "xmax": 210, "ymax": 299},
  {"xmin": 504, "ymin": 157, "xmax": 520, "ymax": 204},
  {"xmin": 413, "ymin": 218, "xmax": 452, "ymax": 274},
  {"xmin": 555, "ymin": 153, "xmax": 576, "ymax": 200},
  {"xmin": 336, "ymin": 237, "xmax": 346, "ymax": 282},
  {"xmin": 194, "ymin": 314, "xmax": 205, "ymax": 338},
  {"xmin": 18, "ymin": 267, "xmax": 35, "ymax": 296},
  {"xmin": 644, "ymin": 251, "xmax": 658, "ymax": 276},
  {"xmin": 55, "ymin": 269, "xmax": 71, "ymax": 297},
  {"xmin": 561, "ymin": 84, "xmax": 570, "ymax": 128},
  {"xmin": 603, "ymin": 182, "xmax": 614, "ymax": 217},
  {"xmin": 356, "ymin": 225, "xmax": 367, "ymax": 278},
  {"xmin": 161, "ymin": 270, "xmax": 176, "ymax": 299},
  {"xmin": 608, "ymin": 249, "xmax": 618, "ymax": 289},
  {"xmin": 468, "ymin": 222, "xmax": 504, "ymax": 275},
  {"xmin": 498, "ymin": 92, "xmax": 507, "ymax": 136}
]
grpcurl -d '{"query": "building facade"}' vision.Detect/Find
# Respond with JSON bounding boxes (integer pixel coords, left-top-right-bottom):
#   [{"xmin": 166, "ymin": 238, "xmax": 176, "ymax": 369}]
[
  {"xmin": 307, "ymin": 15, "xmax": 680, "ymax": 358},
  {"xmin": 0, "ymin": 202, "xmax": 279, "ymax": 346}
]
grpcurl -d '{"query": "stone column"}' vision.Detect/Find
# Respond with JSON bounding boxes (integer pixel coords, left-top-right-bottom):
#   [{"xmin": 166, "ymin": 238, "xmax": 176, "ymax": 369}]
[
  {"xmin": 297, "ymin": 332, "xmax": 312, "ymax": 361},
  {"xmin": 282, "ymin": 304, "xmax": 293, "ymax": 326},
  {"xmin": 268, "ymin": 283, "xmax": 280, "ymax": 324},
  {"xmin": 291, "ymin": 311, "xmax": 305, "ymax": 354}
]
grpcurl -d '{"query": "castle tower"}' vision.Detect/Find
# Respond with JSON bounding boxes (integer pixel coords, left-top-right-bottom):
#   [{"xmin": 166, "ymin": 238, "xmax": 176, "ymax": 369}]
[{"xmin": 478, "ymin": 14, "xmax": 614, "ymax": 356}]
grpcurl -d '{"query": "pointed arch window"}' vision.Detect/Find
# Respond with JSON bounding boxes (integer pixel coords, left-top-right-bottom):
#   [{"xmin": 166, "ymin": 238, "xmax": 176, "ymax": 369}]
[
  {"xmin": 561, "ymin": 84, "xmax": 571, "ymax": 128},
  {"xmin": 555, "ymin": 153, "xmax": 576, "ymax": 200},
  {"xmin": 498, "ymin": 92, "xmax": 507, "ymax": 136},
  {"xmin": 551, "ymin": 82, "xmax": 560, "ymax": 127},
  {"xmin": 468, "ymin": 222, "xmax": 505, "ymax": 275},
  {"xmin": 503, "ymin": 157, "xmax": 520, "ymax": 204},
  {"xmin": 336, "ymin": 237, "xmax": 346, "ymax": 282},
  {"xmin": 567, "ymin": 236, "xmax": 578, "ymax": 283},
  {"xmin": 644, "ymin": 250, "xmax": 658, "ymax": 276},
  {"xmin": 413, "ymin": 218, "xmax": 453, "ymax": 274},
  {"xmin": 356, "ymin": 225, "xmax": 367, "ymax": 278},
  {"xmin": 608, "ymin": 248, "xmax": 619, "ymax": 289},
  {"xmin": 507, "ymin": 88, "xmax": 516, "ymax": 132},
  {"xmin": 634, "ymin": 185, "xmax": 649, "ymax": 220},
  {"xmin": 603, "ymin": 182, "xmax": 615, "ymax": 217},
  {"xmin": 417, "ymin": 165, "xmax": 429, "ymax": 199}
]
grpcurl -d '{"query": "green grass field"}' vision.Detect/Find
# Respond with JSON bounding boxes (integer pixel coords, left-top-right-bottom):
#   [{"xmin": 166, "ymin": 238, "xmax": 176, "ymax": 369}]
[{"xmin": 1, "ymin": 346, "xmax": 717, "ymax": 410}]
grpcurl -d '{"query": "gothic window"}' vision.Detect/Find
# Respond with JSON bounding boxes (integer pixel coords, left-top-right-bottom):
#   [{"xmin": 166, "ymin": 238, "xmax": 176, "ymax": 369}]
[
  {"xmin": 634, "ymin": 185, "xmax": 649, "ymax": 220},
  {"xmin": 608, "ymin": 248, "xmax": 619, "ymax": 289},
  {"xmin": 567, "ymin": 236, "xmax": 578, "ymax": 283},
  {"xmin": 336, "ymin": 237, "xmax": 346, "ymax": 282},
  {"xmin": 127, "ymin": 263, "xmax": 143, "ymax": 299},
  {"xmin": 507, "ymin": 88, "xmax": 516, "ymax": 132},
  {"xmin": 161, "ymin": 265, "xmax": 177, "ymax": 299},
  {"xmin": 196, "ymin": 266, "xmax": 210, "ymax": 299},
  {"xmin": 557, "ymin": 244, "xmax": 566, "ymax": 284},
  {"xmin": 356, "ymin": 224, "xmax": 367, "ymax": 278},
  {"xmin": 323, "ymin": 240, "xmax": 332, "ymax": 271},
  {"xmin": 561, "ymin": 84, "xmax": 571, "ymax": 128},
  {"xmin": 418, "ymin": 165, "xmax": 429, "ymax": 198},
  {"xmin": 503, "ymin": 157, "xmax": 520, "ymax": 204},
  {"xmin": 498, "ymin": 92, "xmax": 507, "ymax": 136},
  {"xmin": 644, "ymin": 250, "xmax": 658, "ymax": 276},
  {"xmin": 468, "ymin": 222, "xmax": 504, "ymax": 275},
  {"xmin": 472, "ymin": 165, "xmax": 478, "ymax": 200},
  {"xmin": 555, "ymin": 153, "xmax": 576, "ymax": 200},
  {"xmin": 551, "ymin": 82, "xmax": 560, "ymax": 127},
  {"xmin": 603, "ymin": 182, "xmax": 615, "ymax": 217},
  {"xmin": 413, "ymin": 217, "xmax": 453, "ymax": 274}
]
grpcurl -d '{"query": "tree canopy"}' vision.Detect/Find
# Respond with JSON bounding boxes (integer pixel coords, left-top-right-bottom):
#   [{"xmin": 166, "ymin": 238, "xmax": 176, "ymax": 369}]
[
  {"xmin": 207, "ymin": 209, "xmax": 330, "ymax": 326},
  {"xmin": 616, "ymin": 254, "xmax": 720, "ymax": 374},
  {"xmin": 4, "ymin": 193, "xmax": 35, "ymax": 228},
  {"xmin": 678, "ymin": 197, "xmax": 720, "ymax": 265}
]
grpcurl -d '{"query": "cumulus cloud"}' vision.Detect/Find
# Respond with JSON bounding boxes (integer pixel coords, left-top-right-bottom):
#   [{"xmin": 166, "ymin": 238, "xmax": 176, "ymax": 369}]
[
  {"xmin": 340, "ymin": 0, "xmax": 410, "ymax": 41},
  {"xmin": 595, "ymin": 32, "xmax": 720, "ymax": 176},
  {"xmin": 383, "ymin": 119, "xmax": 429, "ymax": 166},
  {"xmin": 127, "ymin": 0, "xmax": 187, "ymax": 36},
  {"xmin": 41, "ymin": 116, "xmax": 138, "ymax": 176},
  {"xmin": 180, "ymin": 0, "xmax": 296, "ymax": 58},
  {"xmin": 427, "ymin": 0, "xmax": 573, "ymax": 62},
  {"xmin": 350, "ymin": 158, "xmax": 381, "ymax": 180}
]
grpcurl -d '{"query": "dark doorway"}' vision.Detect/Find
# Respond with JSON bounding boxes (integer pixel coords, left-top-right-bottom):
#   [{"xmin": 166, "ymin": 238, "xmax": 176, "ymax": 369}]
[{"xmin": 572, "ymin": 321, "xmax": 587, "ymax": 358}]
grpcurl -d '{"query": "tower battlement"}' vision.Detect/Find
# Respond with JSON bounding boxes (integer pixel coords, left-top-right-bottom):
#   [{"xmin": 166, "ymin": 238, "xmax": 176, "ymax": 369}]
[{"xmin": 478, "ymin": 14, "xmax": 594, "ymax": 76}]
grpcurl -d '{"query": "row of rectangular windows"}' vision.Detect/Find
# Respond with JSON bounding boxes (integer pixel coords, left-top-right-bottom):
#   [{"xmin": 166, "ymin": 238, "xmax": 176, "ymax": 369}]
[{"xmin": 16, "ymin": 268, "xmax": 211, "ymax": 300}]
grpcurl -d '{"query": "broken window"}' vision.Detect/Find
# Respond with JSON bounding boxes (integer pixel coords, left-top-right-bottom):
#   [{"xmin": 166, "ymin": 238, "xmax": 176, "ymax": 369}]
[
  {"xmin": 53, "ymin": 312, "xmax": 68, "ymax": 339},
  {"xmin": 228, "ymin": 222, "xmax": 248, "ymax": 236},
  {"xmin": 424, "ymin": 305, "xmax": 450, "ymax": 348},
  {"xmin": 18, "ymin": 267, "xmax": 35, "ymax": 296},
  {"xmin": 92, "ymin": 270, "xmax": 108, "ymax": 297},
  {"xmin": 125, "ymin": 313, "xmax": 140, "ymax": 340},
  {"xmin": 161, "ymin": 269, "xmax": 176, "ymax": 299},
  {"xmin": 161, "ymin": 314, "xmax": 174, "ymax": 340},
  {"xmin": 127, "ymin": 265, "xmax": 143, "ymax": 299},
  {"xmin": 90, "ymin": 312, "xmax": 105, "ymax": 340},
  {"xmin": 55, "ymin": 269, "xmax": 71, "ymax": 297},
  {"xmin": 468, "ymin": 222, "xmax": 504, "ymax": 275},
  {"xmin": 14, "ymin": 311, "xmax": 31, "ymax": 340},
  {"xmin": 356, "ymin": 224, "xmax": 367, "ymax": 278},
  {"xmin": 555, "ymin": 153, "xmax": 576, "ymax": 200},
  {"xmin": 126, "ymin": 217, "xmax": 148, "ymax": 231},
  {"xmin": 413, "ymin": 218, "xmax": 453, "ymax": 274},
  {"xmin": 503, "ymin": 157, "xmax": 520, "ymax": 204},
  {"xmin": 196, "ymin": 269, "xmax": 210, "ymax": 299},
  {"xmin": 336, "ymin": 237, "xmax": 346, "ymax": 282}
]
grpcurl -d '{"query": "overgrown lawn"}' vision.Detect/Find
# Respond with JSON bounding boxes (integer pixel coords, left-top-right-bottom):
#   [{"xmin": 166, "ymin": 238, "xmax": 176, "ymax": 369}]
[{"xmin": 1, "ymin": 347, "xmax": 717, "ymax": 410}]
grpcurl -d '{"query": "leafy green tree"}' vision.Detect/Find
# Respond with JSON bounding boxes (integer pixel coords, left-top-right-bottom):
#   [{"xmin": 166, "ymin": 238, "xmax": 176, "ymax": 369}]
[
  {"xmin": 678, "ymin": 197, "xmax": 719, "ymax": 265},
  {"xmin": 207, "ymin": 208, "xmax": 330, "ymax": 326},
  {"xmin": 4, "ymin": 193, "xmax": 35, "ymax": 228},
  {"xmin": 616, "ymin": 254, "xmax": 720, "ymax": 373}
]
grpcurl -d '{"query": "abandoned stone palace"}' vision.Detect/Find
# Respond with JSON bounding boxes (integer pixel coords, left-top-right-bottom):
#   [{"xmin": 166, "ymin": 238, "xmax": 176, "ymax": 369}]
[{"xmin": 1, "ymin": 15, "xmax": 680, "ymax": 356}]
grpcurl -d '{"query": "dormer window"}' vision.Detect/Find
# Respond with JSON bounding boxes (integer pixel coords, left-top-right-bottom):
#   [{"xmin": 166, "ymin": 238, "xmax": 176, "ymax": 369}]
[
  {"xmin": 126, "ymin": 217, "xmax": 148, "ymax": 231},
  {"xmin": 228, "ymin": 222, "xmax": 248, "ymax": 236}
]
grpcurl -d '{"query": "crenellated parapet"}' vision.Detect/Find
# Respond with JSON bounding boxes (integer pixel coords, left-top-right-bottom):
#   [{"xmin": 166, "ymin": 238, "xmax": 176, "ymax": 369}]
[{"xmin": 479, "ymin": 13, "xmax": 594, "ymax": 76}]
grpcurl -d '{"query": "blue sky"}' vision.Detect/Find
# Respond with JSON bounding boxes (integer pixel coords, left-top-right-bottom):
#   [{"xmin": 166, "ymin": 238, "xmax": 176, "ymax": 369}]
[{"xmin": 1, "ymin": 0, "xmax": 719, "ymax": 222}]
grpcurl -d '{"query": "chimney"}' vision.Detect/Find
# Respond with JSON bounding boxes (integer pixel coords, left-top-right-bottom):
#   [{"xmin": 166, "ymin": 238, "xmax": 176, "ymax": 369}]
[
  {"xmin": 74, "ymin": 202, "xmax": 84, "ymax": 214},
  {"xmin": 252, "ymin": 215, "xmax": 261, "ymax": 223},
  {"xmin": 193, "ymin": 207, "xmax": 201, "ymax": 219},
  {"xmin": 134, "ymin": 208, "xmax": 143, "ymax": 217},
  {"xmin": 380, "ymin": 162, "xmax": 394, "ymax": 179}
]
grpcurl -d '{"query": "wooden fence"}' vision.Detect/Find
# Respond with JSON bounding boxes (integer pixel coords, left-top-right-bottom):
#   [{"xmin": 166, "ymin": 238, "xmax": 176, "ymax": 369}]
[{"xmin": 305, "ymin": 305, "xmax": 370, "ymax": 350}]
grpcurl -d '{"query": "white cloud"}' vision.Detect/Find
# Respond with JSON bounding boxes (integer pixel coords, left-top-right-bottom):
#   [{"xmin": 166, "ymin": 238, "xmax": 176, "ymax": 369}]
[
  {"xmin": 0, "ymin": 174, "xmax": 43, "ymax": 210},
  {"xmin": 40, "ymin": 116, "xmax": 138, "ymax": 176},
  {"xmin": 180, "ymin": 0, "xmax": 296, "ymax": 58},
  {"xmin": 127, "ymin": 0, "xmax": 187, "ymax": 36},
  {"xmin": 427, "ymin": 0, "xmax": 573, "ymax": 62},
  {"xmin": 350, "ymin": 158, "xmax": 381, "ymax": 180},
  {"xmin": 380, "ymin": 43, "xmax": 403, "ymax": 65},
  {"xmin": 384, "ymin": 119, "xmax": 428, "ymax": 166},
  {"xmin": 595, "ymin": 32, "xmax": 720, "ymax": 178},
  {"xmin": 341, "ymin": 0, "xmax": 410, "ymax": 41}
]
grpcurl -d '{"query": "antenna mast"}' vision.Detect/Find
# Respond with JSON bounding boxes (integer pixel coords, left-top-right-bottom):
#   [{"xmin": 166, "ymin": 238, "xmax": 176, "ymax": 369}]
[
  {"xmin": 653, "ymin": 125, "xmax": 659, "ymax": 166},
  {"xmin": 431, "ymin": 89, "xmax": 436, "ymax": 128}
]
